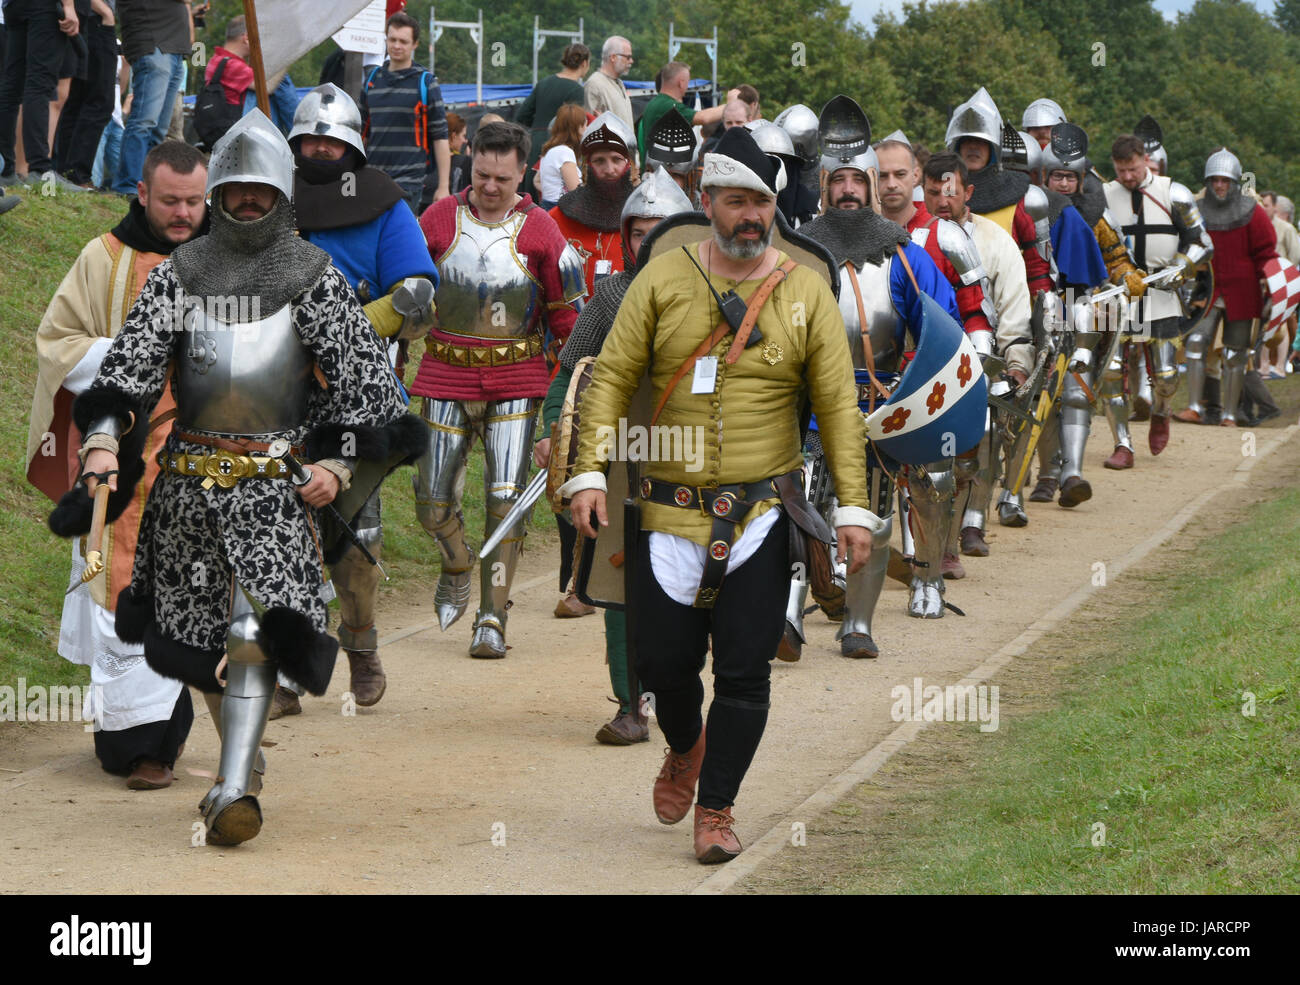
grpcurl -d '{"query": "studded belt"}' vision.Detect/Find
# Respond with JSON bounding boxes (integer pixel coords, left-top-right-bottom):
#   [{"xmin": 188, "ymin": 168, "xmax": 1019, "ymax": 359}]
[
  {"xmin": 639, "ymin": 469, "xmax": 799, "ymax": 608},
  {"xmin": 426, "ymin": 335, "xmax": 545, "ymax": 368},
  {"xmin": 157, "ymin": 449, "xmax": 295, "ymax": 490}
]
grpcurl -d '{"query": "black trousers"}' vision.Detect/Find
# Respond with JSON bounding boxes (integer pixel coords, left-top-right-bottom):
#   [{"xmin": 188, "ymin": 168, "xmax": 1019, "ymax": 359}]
[
  {"xmin": 53, "ymin": 16, "xmax": 116, "ymax": 184},
  {"xmin": 633, "ymin": 511, "xmax": 789, "ymax": 810},
  {"xmin": 0, "ymin": 0, "xmax": 69, "ymax": 174},
  {"xmin": 93, "ymin": 687, "xmax": 195, "ymax": 775}
]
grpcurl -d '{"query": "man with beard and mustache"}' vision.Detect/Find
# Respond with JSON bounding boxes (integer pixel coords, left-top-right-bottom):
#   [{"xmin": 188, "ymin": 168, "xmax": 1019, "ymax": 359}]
[
  {"xmin": 563, "ymin": 126, "xmax": 876, "ymax": 862},
  {"xmin": 28, "ymin": 140, "xmax": 207, "ymax": 791},
  {"xmin": 414, "ymin": 121, "xmax": 586, "ymax": 658},
  {"xmin": 287, "ymin": 83, "xmax": 438, "ymax": 715},
  {"xmin": 60, "ymin": 111, "xmax": 421, "ymax": 844},
  {"xmin": 1184, "ymin": 148, "xmax": 1279, "ymax": 428},
  {"xmin": 797, "ymin": 95, "xmax": 961, "ymax": 652},
  {"xmin": 549, "ymin": 112, "xmax": 638, "ymax": 298}
]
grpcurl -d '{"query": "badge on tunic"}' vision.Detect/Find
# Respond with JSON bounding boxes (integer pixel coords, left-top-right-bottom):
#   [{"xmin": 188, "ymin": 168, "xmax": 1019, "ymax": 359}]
[{"xmin": 761, "ymin": 340, "xmax": 784, "ymax": 366}]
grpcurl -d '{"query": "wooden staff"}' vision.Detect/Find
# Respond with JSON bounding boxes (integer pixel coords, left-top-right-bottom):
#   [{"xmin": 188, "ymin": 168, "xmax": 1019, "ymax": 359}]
[
  {"xmin": 242, "ymin": 0, "xmax": 270, "ymax": 115},
  {"xmin": 70, "ymin": 482, "xmax": 112, "ymax": 593}
]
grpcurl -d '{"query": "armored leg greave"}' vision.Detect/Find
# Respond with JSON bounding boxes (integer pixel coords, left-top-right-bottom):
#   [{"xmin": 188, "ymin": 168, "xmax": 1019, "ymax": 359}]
[
  {"xmin": 415, "ymin": 399, "xmax": 474, "ymax": 630},
  {"xmin": 905, "ymin": 460, "xmax": 954, "ymax": 619},
  {"xmin": 1148, "ymin": 340, "xmax": 1178, "ymax": 417},
  {"xmin": 948, "ymin": 450, "xmax": 982, "ymax": 556},
  {"xmin": 1220, "ymin": 320, "xmax": 1255, "ymax": 425},
  {"xmin": 838, "ymin": 462, "xmax": 896, "ymax": 639},
  {"xmin": 1181, "ymin": 315, "xmax": 1216, "ymax": 419},
  {"xmin": 959, "ymin": 422, "xmax": 993, "ymax": 534},
  {"xmin": 1100, "ymin": 350, "xmax": 1133, "ymax": 451},
  {"xmin": 1059, "ymin": 369, "xmax": 1095, "ymax": 483},
  {"xmin": 1128, "ymin": 342, "xmax": 1153, "ymax": 415},
  {"xmin": 472, "ymin": 398, "xmax": 539, "ymax": 657},
  {"xmin": 202, "ymin": 584, "xmax": 276, "ymax": 845},
  {"xmin": 333, "ymin": 492, "xmax": 383, "ymax": 653}
]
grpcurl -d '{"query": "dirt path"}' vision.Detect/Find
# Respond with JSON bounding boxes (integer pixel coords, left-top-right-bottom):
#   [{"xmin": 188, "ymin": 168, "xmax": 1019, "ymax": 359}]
[{"xmin": 2, "ymin": 413, "xmax": 1293, "ymax": 894}]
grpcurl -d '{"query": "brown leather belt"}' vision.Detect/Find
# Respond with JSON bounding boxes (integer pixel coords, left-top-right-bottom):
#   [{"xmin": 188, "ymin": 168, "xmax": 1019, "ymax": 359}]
[
  {"xmin": 426, "ymin": 335, "xmax": 545, "ymax": 368},
  {"xmin": 640, "ymin": 470, "xmax": 799, "ymax": 608},
  {"xmin": 176, "ymin": 430, "xmax": 305, "ymax": 457}
]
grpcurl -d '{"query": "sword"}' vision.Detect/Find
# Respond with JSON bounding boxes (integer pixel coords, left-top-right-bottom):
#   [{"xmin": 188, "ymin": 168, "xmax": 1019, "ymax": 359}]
[
  {"xmin": 267, "ymin": 439, "xmax": 387, "ymax": 578},
  {"xmin": 1089, "ymin": 265, "xmax": 1183, "ymax": 307},
  {"xmin": 66, "ymin": 478, "xmax": 112, "ymax": 595},
  {"xmin": 478, "ymin": 468, "xmax": 549, "ymax": 559}
]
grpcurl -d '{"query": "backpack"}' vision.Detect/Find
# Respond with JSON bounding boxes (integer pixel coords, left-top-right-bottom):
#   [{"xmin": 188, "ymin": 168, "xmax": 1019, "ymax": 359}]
[
  {"xmin": 363, "ymin": 65, "xmax": 433, "ymax": 149},
  {"xmin": 194, "ymin": 57, "xmax": 243, "ymax": 149}
]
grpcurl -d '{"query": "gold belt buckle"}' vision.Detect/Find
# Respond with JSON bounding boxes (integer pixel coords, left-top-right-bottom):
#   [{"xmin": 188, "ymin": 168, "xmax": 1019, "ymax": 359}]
[{"xmin": 201, "ymin": 450, "xmax": 247, "ymax": 490}]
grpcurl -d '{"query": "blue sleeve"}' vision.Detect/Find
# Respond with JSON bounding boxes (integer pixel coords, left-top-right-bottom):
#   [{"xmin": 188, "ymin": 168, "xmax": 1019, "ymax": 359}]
[
  {"xmin": 375, "ymin": 202, "xmax": 439, "ymax": 294},
  {"xmin": 1052, "ymin": 206, "xmax": 1109, "ymax": 289},
  {"xmin": 891, "ymin": 241, "xmax": 960, "ymax": 348}
]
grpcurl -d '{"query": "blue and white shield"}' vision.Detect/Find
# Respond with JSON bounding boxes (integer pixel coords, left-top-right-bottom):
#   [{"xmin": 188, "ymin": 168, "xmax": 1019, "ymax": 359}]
[{"xmin": 863, "ymin": 291, "xmax": 987, "ymax": 464}]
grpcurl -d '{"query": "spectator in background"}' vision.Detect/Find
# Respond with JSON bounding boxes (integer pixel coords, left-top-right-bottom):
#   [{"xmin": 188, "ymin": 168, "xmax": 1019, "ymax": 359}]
[
  {"xmin": 515, "ymin": 42, "xmax": 588, "ymax": 173},
  {"xmin": 53, "ymin": 0, "xmax": 117, "ymax": 188},
  {"xmin": 111, "ymin": 0, "xmax": 188, "ymax": 196},
  {"xmin": 536, "ymin": 102, "xmax": 584, "ymax": 208},
  {"xmin": 206, "ymin": 16, "xmax": 253, "ymax": 111},
  {"xmin": 91, "ymin": 50, "xmax": 128, "ymax": 189},
  {"xmin": 636, "ymin": 61, "xmax": 736, "ymax": 161},
  {"xmin": 361, "ymin": 10, "xmax": 450, "ymax": 214},
  {"xmin": 0, "ymin": 0, "xmax": 77, "ymax": 189},
  {"xmin": 445, "ymin": 110, "xmax": 470, "ymax": 196},
  {"xmin": 1259, "ymin": 191, "xmax": 1300, "ymax": 378},
  {"xmin": 735, "ymin": 83, "xmax": 760, "ymax": 121},
  {"xmin": 585, "ymin": 36, "xmax": 633, "ymax": 130},
  {"xmin": 722, "ymin": 99, "xmax": 748, "ymax": 130}
]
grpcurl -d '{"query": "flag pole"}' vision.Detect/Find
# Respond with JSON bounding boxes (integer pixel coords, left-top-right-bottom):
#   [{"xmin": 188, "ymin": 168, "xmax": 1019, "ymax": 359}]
[{"xmin": 242, "ymin": 0, "xmax": 270, "ymax": 114}]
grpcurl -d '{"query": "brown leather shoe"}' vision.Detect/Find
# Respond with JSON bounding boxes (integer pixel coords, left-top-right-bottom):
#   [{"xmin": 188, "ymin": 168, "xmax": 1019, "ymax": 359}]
[
  {"xmin": 555, "ymin": 592, "xmax": 596, "ymax": 618},
  {"xmin": 346, "ymin": 649, "xmax": 387, "ymax": 707},
  {"xmin": 268, "ymin": 684, "xmax": 301, "ymax": 721},
  {"xmin": 126, "ymin": 759, "xmax": 173, "ymax": 790},
  {"xmin": 941, "ymin": 552, "xmax": 966, "ymax": 580},
  {"xmin": 775, "ymin": 624, "xmax": 802, "ymax": 662},
  {"xmin": 596, "ymin": 709, "xmax": 650, "ymax": 745},
  {"xmin": 653, "ymin": 729, "xmax": 705, "ymax": 825},
  {"xmin": 1220, "ymin": 417, "xmax": 1238, "ymax": 428},
  {"xmin": 1028, "ymin": 476, "xmax": 1058, "ymax": 502},
  {"xmin": 840, "ymin": 632, "xmax": 879, "ymax": 659},
  {"xmin": 1103, "ymin": 445, "xmax": 1134, "ymax": 470},
  {"xmin": 1058, "ymin": 475, "xmax": 1093, "ymax": 508},
  {"xmin": 694, "ymin": 805, "xmax": 742, "ymax": 864},
  {"xmin": 1173, "ymin": 407, "xmax": 1204, "ymax": 424},
  {"xmin": 1148, "ymin": 414, "xmax": 1170, "ymax": 456},
  {"xmin": 959, "ymin": 526, "xmax": 989, "ymax": 557}
]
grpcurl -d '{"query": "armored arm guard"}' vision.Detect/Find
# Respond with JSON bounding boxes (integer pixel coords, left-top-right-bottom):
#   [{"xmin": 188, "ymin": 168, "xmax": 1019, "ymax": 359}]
[
  {"xmin": 936, "ymin": 218, "xmax": 997, "ymax": 333},
  {"xmin": 1170, "ymin": 181, "xmax": 1214, "ymax": 271},
  {"xmin": 1023, "ymin": 185, "xmax": 1053, "ymax": 263},
  {"xmin": 1094, "ymin": 208, "xmax": 1147, "ymax": 297}
]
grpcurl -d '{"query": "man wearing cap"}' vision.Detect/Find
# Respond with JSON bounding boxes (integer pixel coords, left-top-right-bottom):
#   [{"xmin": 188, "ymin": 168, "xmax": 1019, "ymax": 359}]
[
  {"xmin": 414, "ymin": 121, "xmax": 586, "ymax": 658},
  {"xmin": 288, "ymin": 83, "xmax": 438, "ymax": 713},
  {"xmin": 563, "ymin": 127, "xmax": 877, "ymax": 863},
  {"xmin": 59, "ymin": 110, "xmax": 422, "ymax": 845}
]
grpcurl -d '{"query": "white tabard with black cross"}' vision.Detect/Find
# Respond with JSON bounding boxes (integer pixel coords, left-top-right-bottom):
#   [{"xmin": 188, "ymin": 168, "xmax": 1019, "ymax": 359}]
[{"xmin": 1104, "ymin": 171, "xmax": 1182, "ymax": 323}]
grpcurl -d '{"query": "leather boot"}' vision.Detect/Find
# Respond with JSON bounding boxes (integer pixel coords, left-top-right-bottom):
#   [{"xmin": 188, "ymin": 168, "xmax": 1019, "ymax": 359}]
[
  {"xmin": 346, "ymin": 649, "xmax": 386, "ymax": 706},
  {"xmin": 694, "ymin": 805, "xmax": 742, "ymax": 863},
  {"xmin": 653, "ymin": 728, "xmax": 706, "ymax": 825}
]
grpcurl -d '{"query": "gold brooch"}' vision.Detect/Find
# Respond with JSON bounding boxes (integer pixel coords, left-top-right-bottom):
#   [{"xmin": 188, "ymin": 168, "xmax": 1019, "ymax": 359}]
[{"xmin": 761, "ymin": 340, "xmax": 784, "ymax": 366}]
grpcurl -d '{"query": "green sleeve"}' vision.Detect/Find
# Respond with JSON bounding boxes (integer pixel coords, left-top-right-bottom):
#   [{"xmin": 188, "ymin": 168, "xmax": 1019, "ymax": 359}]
[{"xmin": 543, "ymin": 364, "xmax": 573, "ymax": 433}]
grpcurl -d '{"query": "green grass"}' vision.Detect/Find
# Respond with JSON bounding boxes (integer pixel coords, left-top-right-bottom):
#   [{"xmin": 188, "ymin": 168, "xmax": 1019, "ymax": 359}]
[
  {"xmin": 817, "ymin": 487, "xmax": 1300, "ymax": 894},
  {"xmin": 0, "ymin": 191, "xmax": 556, "ymax": 691}
]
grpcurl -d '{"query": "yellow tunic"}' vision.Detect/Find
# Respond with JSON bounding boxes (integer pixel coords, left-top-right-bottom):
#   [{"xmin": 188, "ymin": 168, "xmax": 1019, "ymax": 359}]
[{"xmin": 571, "ymin": 244, "xmax": 871, "ymax": 546}]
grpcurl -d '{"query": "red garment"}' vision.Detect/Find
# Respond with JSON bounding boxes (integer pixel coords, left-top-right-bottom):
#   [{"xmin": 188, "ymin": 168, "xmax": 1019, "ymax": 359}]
[
  {"xmin": 386, "ymin": 1, "xmax": 407, "ymax": 16},
  {"xmin": 548, "ymin": 206, "xmax": 625, "ymax": 297},
  {"xmin": 1012, "ymin": 199, "xmax": 1053, "ymax": 298},
  {"xmin": 1209, "ymin": 204, "xmax": 1278, "ymax": 320},
  {"xmin": 905, "ymin": 204, "xmax": 993, "ymax": 336},
  {"xmin": 414, "ymin": 190, "xmax": 579, "ymax": 401},
  {"xmin": 205, "ymin": 48, "xmax": 254, "ymax": 107}
]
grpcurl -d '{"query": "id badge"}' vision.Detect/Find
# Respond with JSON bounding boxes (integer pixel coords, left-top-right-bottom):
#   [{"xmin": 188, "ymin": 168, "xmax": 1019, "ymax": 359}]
[{"xmin": 692, "ymin": 356, "xmax": 718, "ymax": 394}]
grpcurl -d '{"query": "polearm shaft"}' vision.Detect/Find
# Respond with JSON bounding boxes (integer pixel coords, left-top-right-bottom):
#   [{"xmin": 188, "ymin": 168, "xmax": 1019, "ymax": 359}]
[{"xmin": 242, "ymin": 0, "xmax": 270, "ymax": 114}]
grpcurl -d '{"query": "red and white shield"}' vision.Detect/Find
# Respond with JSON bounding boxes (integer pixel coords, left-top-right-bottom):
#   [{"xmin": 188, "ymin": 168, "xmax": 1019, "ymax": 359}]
[{"xmin": 1263, "ymin": 257, "xmax": 1300, "ymax": 337}]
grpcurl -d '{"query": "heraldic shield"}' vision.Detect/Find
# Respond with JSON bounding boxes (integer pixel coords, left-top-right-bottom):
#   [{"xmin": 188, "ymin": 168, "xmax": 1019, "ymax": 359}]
[{"xmin": 863, "ymin": 292, "xmax": 988, "ymax": 465}]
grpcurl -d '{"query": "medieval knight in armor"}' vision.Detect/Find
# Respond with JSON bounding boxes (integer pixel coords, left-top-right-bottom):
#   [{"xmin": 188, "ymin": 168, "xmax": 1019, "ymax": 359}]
[
  {"xmin": 643, "ymin": 106, "xmax": 700, "ymax": 204},
  {"xmin": 63, "ymin": 110, "xmax": 422, "ymax": 845},
  {"xmin": 413, "ymin": 121, "xmax": 585, "ymax": 658},
  {"xmin": 1103, "ymin": 133, "xmax": 1213, "ymax": 444},
  {"xmin": 748, "ymin": 120, "xmax": 819, "ymax": 227},
  {"xmin": 289, "ymin": 83, "xmax": 438, "ymax": 712},
  {"xmin": 1177, "ymin": 147, "xmax": 1278, "ymax": 428},
  {"xmin": 798, "ymin": 95, "xmax": 962, "ymax": 657}
]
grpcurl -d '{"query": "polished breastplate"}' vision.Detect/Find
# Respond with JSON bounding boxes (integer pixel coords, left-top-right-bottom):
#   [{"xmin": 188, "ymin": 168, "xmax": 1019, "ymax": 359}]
[
  {"xmin": 839, "ymin": 258, "xmax": 900, "ymax": 371},
  {"xmin": 435, "ymin": 207, "xmax": 542, "ymax": 340},
  {"xmin": 177, "ymin": 303, "xmax": 313, "ymax": 435}
]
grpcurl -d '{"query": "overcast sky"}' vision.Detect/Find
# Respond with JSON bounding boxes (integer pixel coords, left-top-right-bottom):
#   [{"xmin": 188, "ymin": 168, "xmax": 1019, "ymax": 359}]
[{"xmin": 848, "ymin": 0, "xmax": 1276, "ymax": 29}]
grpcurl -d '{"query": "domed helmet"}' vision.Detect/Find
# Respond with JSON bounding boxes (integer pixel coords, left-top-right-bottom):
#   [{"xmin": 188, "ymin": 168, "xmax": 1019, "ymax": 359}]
[
  {"xmin": 288, "ymin": 83, "xmax": 366, "ymax": 162},
  {"xmin": 208, "ymin": 108, "xmax": 295, "ymax": 202}
]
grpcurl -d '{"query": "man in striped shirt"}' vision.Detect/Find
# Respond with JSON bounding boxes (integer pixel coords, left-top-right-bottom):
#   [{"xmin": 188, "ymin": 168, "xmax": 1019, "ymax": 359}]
[{"xmin": 360, "ymin": 11, "xmax": 450, "ymax": 214}]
